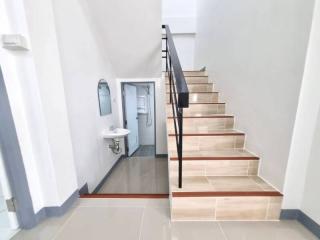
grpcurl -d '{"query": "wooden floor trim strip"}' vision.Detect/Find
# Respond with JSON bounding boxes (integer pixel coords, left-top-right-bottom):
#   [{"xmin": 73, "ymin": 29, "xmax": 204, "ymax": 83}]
[
  {"xmin": 170, "ymin": 156, "xmax": 260, "ymax": 161},
  {"xmin": 168, "ymin": 133, "xmax": 244, "ymax": 137},
  {"xmin": 172, "ymin": 191, "xmax": 283, "ymax": 197},
  {"xmin": 80, "ymin": 194, "xmax": 169, "ymax": 199}
]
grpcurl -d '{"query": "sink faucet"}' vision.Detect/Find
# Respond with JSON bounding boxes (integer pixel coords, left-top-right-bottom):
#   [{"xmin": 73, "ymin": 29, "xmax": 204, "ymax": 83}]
[{"xmin": 109, "ymin": 125, "xmax": 115, "ymax": 131}]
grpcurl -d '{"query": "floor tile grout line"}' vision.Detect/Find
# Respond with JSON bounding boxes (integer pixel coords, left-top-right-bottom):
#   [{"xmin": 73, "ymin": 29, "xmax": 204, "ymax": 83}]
[
  {"xmin": 51, "ymin": 207, "xmax": 80, "ymax": 240},
  {"xmin": 138, "ymin": 203, "xmax": 147, "ymax": 240},
  {"xmin": 218, "ymin": 222, "xmax": 229, "ymax": 240}
]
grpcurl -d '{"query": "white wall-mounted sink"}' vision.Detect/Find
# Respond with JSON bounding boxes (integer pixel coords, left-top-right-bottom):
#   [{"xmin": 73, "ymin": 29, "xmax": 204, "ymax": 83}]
[{"xmin": 102, "ymin": 128, "xmax": 130, "ymax": 139}]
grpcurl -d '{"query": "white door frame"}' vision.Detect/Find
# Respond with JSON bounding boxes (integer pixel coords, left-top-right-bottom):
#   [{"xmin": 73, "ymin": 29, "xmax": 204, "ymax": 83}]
[
  {"xmin": 123, "ymin": 83, "xmax": 140, "ymax": 156},
  {"xmin": 121, "ymin": 82, "xmax": 156, "ymax": 156}
]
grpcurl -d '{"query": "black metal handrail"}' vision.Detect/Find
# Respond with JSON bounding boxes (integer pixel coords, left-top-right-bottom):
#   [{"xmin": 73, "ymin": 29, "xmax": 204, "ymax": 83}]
[{"xmin": 162, "ymin": 25, "xmax": 189, "ymax": 188}]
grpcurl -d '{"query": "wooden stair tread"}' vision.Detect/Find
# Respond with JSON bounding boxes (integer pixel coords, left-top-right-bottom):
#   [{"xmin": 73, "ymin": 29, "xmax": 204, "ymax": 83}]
[
  {"xmin": 170, "ymin": 176, "xmax": 282, "ymax": 197},
  {"xmin": 169, "ymin": 149, "xmax": 259, "ymax": 160}
]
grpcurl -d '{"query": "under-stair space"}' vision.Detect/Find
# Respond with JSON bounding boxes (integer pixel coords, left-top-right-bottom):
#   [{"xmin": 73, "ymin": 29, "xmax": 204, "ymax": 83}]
[{"xmin": 165, "ymin": 71, "xmax": 283, "ymax": 221}]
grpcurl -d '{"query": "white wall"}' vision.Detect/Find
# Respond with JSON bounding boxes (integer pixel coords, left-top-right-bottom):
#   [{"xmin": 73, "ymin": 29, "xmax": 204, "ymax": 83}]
[
  {"xmin": 283, "ymin": 0, "xmax": 320, "ymax": 224},
  {"xmin": 162, "ymin": 0, "xmax": 197, "ymax": 70},
  {"xmin": 0, "ymin": 0, "xmax": 79, "ymax": 212},
  {"xmin": 0, "ymin": 0, "xmax": 46, "ymax": 212},
  {"xmin": 116, "ymin": 78, "xmax": 167, "ymax": 155},
  {"xmin": 1, "ymin": 0, "xmax": 164, "ymax": 213},
  {"xmin": 137, "ymin": 84, "xmax": 155, "ymax": 145},
  {"xmin": 23, "ymin": 0, "xmax": 78, "ymax": 205},
  {"xmin": 301, "ymin": 110, "xmax": 320, "ymax": 224},
  {"xmin": 51, "ymin": 0, "xmax": 123, "ymax": 193},
  {"xmin": 81, "ymin": 0, "xmax": 162, "ymax": 78},
  {"xmin": 194, "ymin": 0, "xmax": 315, "ymax": 191}
]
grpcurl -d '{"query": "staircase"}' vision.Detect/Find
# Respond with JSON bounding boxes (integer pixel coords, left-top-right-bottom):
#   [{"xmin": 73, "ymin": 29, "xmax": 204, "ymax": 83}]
[{"xmin": 165, "ymin": 71, "xmax": 283, "ymax": 221}]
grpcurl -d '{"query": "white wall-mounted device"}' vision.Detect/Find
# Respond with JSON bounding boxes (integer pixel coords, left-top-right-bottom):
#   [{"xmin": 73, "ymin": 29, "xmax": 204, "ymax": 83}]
[
  {"xmin": 1, "ymin": 34, "xmax": 28, "ymax": 51},
  {"xmin": 137, "ymin": 96, "xmax": 148, "ymax": 114}
]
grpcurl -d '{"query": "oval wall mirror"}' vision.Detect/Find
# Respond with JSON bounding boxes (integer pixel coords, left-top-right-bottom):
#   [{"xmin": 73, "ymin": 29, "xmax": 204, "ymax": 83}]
[{"xmin": 98, "ymin": 79, "xmax": 112, "ymax": 116}]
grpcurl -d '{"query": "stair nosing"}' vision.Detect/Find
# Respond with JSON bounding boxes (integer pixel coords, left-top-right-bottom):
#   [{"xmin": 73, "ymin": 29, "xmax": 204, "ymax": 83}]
[
  {"xmin": 167, "ymin": 115, "xmax": 234, "ymax": 119},
  {"xmin": 171, "ymin": 191, "xmax": 283, "ymax": 197}
]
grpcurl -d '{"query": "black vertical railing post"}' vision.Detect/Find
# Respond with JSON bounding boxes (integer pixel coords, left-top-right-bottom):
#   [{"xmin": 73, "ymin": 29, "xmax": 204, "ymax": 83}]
[
  {"xmin": 165, "ymin": 37, "xmax": 169, "ymax": 72},
  {"xmin": 169, "ymin": 51, "xmax": 172, "ymax": 104},
  {"xmin": 178, "ymin": 108, "xmax": 183, "ymax": 188}
]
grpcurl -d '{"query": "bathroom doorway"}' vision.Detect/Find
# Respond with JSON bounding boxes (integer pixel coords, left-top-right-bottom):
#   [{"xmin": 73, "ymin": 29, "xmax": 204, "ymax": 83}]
[
  {"xmin": 79, "ymin": 80, "xmax": 169, "ymax": 196},
  {"xmin": 86, "ymin": 81, "xmax": 169, "ymax": 195},
  {"xmin": 122, "ymin": 82, "xmax": 156, "ymax": 157}
]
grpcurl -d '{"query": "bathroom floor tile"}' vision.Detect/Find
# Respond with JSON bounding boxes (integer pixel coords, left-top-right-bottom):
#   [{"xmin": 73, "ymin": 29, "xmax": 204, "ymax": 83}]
[
  {"xmin": 132, "ymin": 145, "xmax": 155, "ymax": 157},
  {"xmin": 97, "ymin": 156, "xmax": 169, "ymax": 194}
]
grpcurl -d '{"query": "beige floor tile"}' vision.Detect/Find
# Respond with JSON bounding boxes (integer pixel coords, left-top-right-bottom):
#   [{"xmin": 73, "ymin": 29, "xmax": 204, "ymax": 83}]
[
  {"xmin": 220, "ymin": 220, "xmax": 318, "ymax": 240},
  {"xmin": 170, "ymin": 222, "xmax": 226, "ymax": 240},
  {"xmin": 11, "ymin": 207, "xmax": 77, "ymax": 240},
  {"xmin": 10, "ymin": 200, "xmax": 317, "ymax": 240},
  {"xmin": 140, "ymin": 207, "xmax": 171, "ymax": 240},
  {"xmin": 54, "ymin": 207, "xmax": 143, "ymax": 240}
]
